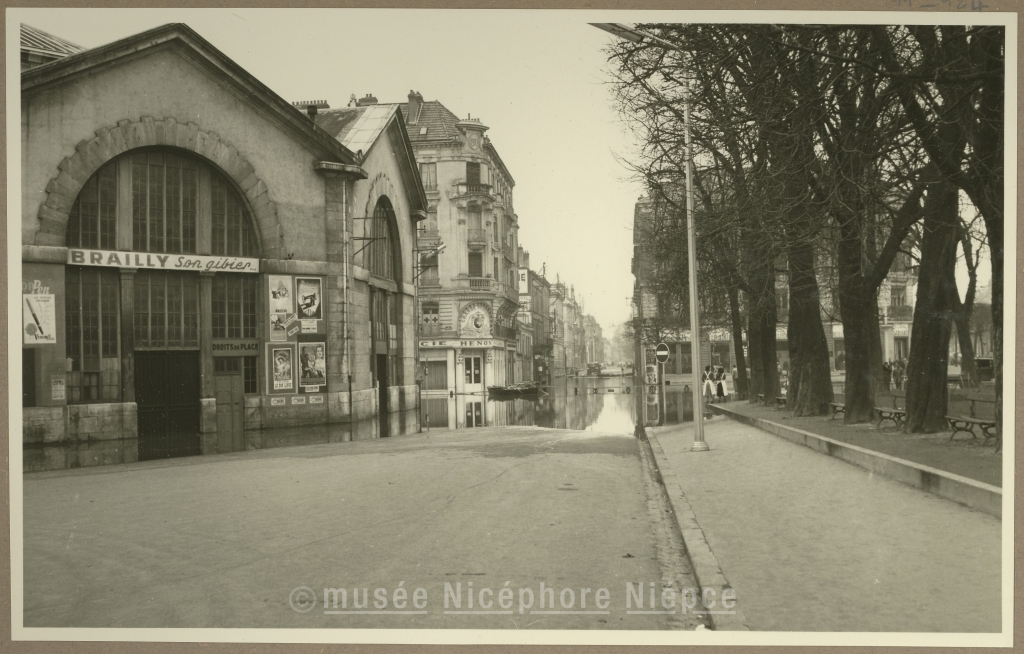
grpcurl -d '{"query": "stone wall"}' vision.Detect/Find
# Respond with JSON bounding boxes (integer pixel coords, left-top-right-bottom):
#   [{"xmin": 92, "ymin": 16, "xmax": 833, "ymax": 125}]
[{"xmin": 23, "ymin": 403, "xmax": 138, "ymax": 472}]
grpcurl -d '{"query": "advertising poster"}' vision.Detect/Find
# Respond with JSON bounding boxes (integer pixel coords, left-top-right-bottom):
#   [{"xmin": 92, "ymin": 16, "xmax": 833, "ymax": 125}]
[
  {"xmin": 298, "ymin": 342, "xmax": 326, "ymax": 389},
  {"xmin": 295, "ymin": 277, "xmax": 323, "ymax": 321},
  {"xmin": 270, "ymin": 346, "xmax": 295, "ymax": 391},
  {"xmin": 269, "ymin": 276, "xmax": 295, "ymax": 342},
  {"xmin": 23, "ymin": 294, "xmax": 57, "ymax": 344}
]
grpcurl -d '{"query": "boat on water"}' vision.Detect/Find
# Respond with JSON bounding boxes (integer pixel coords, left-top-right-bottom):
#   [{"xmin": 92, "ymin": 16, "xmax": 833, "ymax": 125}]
[{"xmin": 487, "ymin": 381, "xmax": 545, "ymax": 400}]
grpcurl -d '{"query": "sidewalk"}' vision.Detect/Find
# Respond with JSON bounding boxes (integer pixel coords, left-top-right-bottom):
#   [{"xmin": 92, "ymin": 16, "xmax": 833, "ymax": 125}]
[
  {"xmin": 720, "ymin": 400, "xmax": 1001, "ymax": 486},
  {"xmin": 648, "ymin": 418, "xmax": 1001, "ymax": 632}
]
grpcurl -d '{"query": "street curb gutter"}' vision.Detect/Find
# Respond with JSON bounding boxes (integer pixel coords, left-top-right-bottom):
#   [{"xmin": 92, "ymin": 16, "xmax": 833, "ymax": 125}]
[
  {"xmin": 644, "ymin": 433, "xmax": 750, "ymax": 631},
  {"xmin": 710, "ymin": 405, "xmax": 1002, "ymax": 519}
]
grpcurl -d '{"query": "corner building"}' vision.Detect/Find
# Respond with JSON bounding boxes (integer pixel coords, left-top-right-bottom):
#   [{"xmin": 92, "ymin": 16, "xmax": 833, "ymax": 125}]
[
  {"xmin": 21, "ymin": 25, "xmax": 426, "ymax": 471},
  {"xmin": 362, "ymin": 92, "xmax": 521, "ymax": 430}
]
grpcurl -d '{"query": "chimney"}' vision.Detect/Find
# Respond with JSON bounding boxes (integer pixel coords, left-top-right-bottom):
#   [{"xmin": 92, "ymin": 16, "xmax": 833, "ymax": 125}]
[
  {"xmin": 356, "ymin": 93, "xmax": 378, "ymax": 107},
  {"xmin": 407, "ymin": 90, "xmax": 423, "ymax": 124},
  {"xmin": 291, "ymin": 100, "xmax": 330, "ymax": 120}
]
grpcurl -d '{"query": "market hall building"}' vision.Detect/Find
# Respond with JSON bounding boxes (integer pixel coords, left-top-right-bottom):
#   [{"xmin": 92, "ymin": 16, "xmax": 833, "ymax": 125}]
[{"xmin": 20, "ymin": 24, "xmax": 427, "ymax": 471}]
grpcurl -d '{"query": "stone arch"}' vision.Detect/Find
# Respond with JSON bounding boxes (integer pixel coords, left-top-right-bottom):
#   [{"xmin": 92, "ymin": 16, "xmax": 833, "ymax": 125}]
[
  {"xmin": 360, "ymin": 172, "xmax": 406, "ymax": 282},
  {"xmin": 36, "ymin": 116, "xmax": 282, "ymax": 256}
]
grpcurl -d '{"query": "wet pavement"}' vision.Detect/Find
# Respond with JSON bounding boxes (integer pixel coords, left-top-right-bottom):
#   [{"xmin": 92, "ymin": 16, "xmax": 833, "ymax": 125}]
[{"xmin": 22, "ymin": 418, "xmax": 703, "ymax": 631}]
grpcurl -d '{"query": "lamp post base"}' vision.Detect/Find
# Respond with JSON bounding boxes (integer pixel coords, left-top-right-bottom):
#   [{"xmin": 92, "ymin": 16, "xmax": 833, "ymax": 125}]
[{"xmin": 691, "ymin": 440, "xmax": 710, "ymax": 452}]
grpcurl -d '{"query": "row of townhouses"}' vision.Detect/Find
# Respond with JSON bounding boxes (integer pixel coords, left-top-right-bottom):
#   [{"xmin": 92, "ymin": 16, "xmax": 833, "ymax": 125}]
[
  {"xmin": 19, "ymin": 23, "xmax": 604, "ymax": 471},
  {"xmin": 631, "ymin": 196, "xmax": 995, "ymax": 384}
]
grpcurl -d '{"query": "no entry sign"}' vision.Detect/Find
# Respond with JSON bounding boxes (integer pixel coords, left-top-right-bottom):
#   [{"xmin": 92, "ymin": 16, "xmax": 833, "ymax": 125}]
[{"xmin": 655, "ymin": 343, "xmax": 670, "ymax": 363}]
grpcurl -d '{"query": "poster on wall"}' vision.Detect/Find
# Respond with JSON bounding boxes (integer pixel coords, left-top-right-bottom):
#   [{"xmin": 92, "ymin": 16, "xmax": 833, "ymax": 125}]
[
  {"xmin": 295, "ymin": 277, "xmax": 323, "ymax": 321},
  {"xmin": 270, "ymin": 346, "xmax": 295, "ymax": 392},
  {"xmin": 299, "ymin": 342, "xmax": 327, "ymax": 389},
  {"xmin": 23, "ymin": 294, "xmax": 56, "ymax": 344},
  {"xmin": 269, "ymin": 275, "xmax": 294, "ymax": 342}
]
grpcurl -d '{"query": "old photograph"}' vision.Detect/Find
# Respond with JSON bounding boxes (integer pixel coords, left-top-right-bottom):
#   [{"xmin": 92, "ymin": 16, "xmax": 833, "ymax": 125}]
[{"xmin": 11, "ymin": 7, "xmax": 1013, "ymax": 647}]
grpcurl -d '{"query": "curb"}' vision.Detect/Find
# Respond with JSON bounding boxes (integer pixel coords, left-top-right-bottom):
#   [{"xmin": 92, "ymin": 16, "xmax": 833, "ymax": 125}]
[
  {"xmin": 644, "ymin": 432, "xmax": 750, "ymax": 631},
  {"xmin": 709, "ymin": 405, "xmax": 1002, "ymax": 518}
]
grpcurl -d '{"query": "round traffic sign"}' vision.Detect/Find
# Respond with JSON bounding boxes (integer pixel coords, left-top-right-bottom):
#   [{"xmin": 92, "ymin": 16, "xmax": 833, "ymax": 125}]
[{"xmin": 655, "ymin": 342, "xmax": 670, "ymax": 363}]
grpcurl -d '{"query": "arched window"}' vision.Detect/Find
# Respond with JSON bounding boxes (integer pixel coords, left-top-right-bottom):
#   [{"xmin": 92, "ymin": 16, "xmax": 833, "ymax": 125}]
[
  {"xmin": 65, "ymin": 149, "xmax": 260, "ymax": 403},
  {"xmin": 367, "ymin": 197, "xmax": 400, "ymax": 282}
]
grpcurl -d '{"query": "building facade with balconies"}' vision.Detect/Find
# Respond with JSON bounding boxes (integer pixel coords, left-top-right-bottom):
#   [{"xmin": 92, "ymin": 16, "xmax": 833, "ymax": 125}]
[{"xmin": 363, "ymin": 92, "xmax": 520, "ymax": 429}]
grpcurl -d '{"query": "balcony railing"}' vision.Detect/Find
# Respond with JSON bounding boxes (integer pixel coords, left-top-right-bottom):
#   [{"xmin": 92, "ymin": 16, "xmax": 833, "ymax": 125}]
[
  {"xmin": 494, "ymin": 324, "xmax": 517, "ymax": 340},
  {"xmin": 417, "ymin": 228, "xmax": 441, "ymax": 248},
  {"xmin": 455, "ymin": 182, "xmax": 492, "ymax": 198},
  {"xmin": 418, "ymin": 269, "xmax": 440, "ymax": 287},
  {"xmin": 887, "ymin": 304, "xmax": 914, "ymax": 321},
  {"xmin": 467, "ymin": 228, "xmax": 487, "ymax": 245}
]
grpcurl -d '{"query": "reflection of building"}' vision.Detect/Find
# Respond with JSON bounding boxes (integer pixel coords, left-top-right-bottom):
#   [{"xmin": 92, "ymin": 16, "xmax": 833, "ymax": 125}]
[
  {"xmin": 370, "ymin": 92, "xmax": 520, "ymax": 429},
  {"xmin": 20, "ymin": 24, "xmax": 425, "ymax": 471}
]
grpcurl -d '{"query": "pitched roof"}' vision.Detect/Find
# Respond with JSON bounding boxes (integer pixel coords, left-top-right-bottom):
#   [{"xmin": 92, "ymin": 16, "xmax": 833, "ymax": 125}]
[
  {"xmin": 315, "ymin": 104, "xmax": 398, "ymax": 157},
  {"xmin": 20, "ymin": 24, "xmax": 84, "ymax": 59},
  {"xmin": 21, "ymin": 23, "xmax": 357, "ymax": 167},
  {"xmin": 407, "ymin": 100, "xmax": 463, "ymax": 143}
]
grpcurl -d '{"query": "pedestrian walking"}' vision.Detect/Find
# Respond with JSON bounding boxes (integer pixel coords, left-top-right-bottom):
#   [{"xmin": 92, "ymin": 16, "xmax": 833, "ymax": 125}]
[
  {"xmin": 702, "ymin": 365, "xmax": 715, "ymax": 404},
  {"xmin": 716, "ymin": 367, "xmax": 727, "ymax": 401}
]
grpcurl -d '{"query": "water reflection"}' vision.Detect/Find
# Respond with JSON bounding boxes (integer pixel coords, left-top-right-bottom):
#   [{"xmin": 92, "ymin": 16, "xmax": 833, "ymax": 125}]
[{"xmin": 424, "ymin": 375, "xmax": 699, "ymax": 434}]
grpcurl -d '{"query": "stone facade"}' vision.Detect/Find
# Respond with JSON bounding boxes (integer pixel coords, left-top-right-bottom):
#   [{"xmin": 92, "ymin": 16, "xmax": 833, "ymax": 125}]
[{"xmin": 20, "ymin": 24, "xmax": 425, "ymax": 471}]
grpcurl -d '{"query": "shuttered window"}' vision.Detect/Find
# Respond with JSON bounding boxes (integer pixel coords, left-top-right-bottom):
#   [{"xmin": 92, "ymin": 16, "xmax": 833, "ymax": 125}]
[{"xmin": 468, "ymin": 252, "xmax": 483, "ymax": 277}]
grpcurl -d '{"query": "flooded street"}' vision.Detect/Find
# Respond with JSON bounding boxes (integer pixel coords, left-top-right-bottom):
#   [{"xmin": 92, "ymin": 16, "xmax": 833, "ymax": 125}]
[{"xmin": 428, "ymin": 373, "xmax": 699, "ymax": 435}]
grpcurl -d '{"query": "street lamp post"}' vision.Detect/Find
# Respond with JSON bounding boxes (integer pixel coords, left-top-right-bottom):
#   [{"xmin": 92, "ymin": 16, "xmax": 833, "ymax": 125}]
[{"xmin": 593, "ymin": 23, "xmax": 707, "ymax": 451}]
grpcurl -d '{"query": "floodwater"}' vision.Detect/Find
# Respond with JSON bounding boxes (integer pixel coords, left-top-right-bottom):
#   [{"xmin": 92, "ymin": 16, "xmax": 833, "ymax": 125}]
[{"xmin": 431, "ymin": 374, "xmax": 699, "ymax": 435}]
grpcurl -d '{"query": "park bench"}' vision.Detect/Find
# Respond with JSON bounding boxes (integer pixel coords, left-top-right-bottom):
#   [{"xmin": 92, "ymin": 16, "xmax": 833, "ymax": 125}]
[
  {"xmin": 946, "ymin": 393, "xmax": 998, "ymax": 447},
  {"xmin": 875, "ymin": 390, "xmax": 907, "ymax": 430},
  {"xmin": 757, "ymin": 393, "xmax": 765, "ymax": 405},
  {"xmin": 828, "ymin": 402, "xmax": 845, "ymax": 420},
  {"xmin": 775, "ymin": 396, "xmax": 787, "ymax": 409}
]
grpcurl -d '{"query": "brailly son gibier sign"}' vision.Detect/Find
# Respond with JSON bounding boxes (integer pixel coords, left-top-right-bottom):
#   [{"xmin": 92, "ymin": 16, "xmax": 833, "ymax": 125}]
[{"xmin": 67, "ymin": 248, "xmax": 260, "ymax": 273}]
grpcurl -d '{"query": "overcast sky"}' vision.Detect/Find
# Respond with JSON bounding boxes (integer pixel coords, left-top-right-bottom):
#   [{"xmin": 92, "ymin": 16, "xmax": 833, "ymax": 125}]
[{"xmin": 15, "ymin": 8, "xmax": 644, "ymax": 329}]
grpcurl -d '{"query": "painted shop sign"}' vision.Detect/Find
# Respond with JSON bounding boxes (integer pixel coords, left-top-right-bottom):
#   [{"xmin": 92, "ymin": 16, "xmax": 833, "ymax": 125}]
[
  {"xmin": 419, "ymin": 339, "xmax": 502, "ymax": 349},
  {"xmin": 212, "ymin": 341, "xmax": 259, "ymax": 353},
  {"xmin": 68, "ymin": 248, "xmax": 259, "ymax": 273}
]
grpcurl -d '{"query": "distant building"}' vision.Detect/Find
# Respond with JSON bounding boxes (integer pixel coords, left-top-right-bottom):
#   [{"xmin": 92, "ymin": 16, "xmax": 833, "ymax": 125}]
[
  {"xmin": 355, "ymin": 92, "xmax": 520, "ymax": 429},
  {"xmin": 632, "ymin": 193, "xmax": 932, "ymax": 381}
]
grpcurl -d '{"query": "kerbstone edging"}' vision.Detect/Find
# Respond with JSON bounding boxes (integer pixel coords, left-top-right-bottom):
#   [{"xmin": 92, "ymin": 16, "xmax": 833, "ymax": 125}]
[
  {"xmin": 645, "ymin": 433, "xmax": 750, "ymax": 631},
  {"xmin": 710, "ymin": 405, "xmax": 1002, "ymax": 519}
]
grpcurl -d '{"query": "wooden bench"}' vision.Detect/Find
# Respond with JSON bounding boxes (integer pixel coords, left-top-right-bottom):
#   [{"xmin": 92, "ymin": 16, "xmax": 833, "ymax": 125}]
[
  {"xmin": 946, "ymin": 393, "xmax": 997, "ymax": 447},
  {"xmin": 876, "ymin": 407, "xmax": 907, "ymax": 429},
  {"xmin": 757, "ymin": 393, "xmax": 765, "ymax": 405},
  {"xmin": 828, "ymin": 402, "xmax": 845, "ymax": 420},
  {"xmin": 775, "ymin": 396, "xmax": 787, "ymax": 409},
  {"xmin": 875, "ymin": 390, "xmax": 907, "ymax": 430}
]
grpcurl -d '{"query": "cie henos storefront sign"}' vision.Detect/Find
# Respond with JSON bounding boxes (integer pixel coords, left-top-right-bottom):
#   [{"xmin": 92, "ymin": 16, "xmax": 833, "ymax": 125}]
[{"xmin": 67, "ymin": 248, "xmax": 259, "ymax": 273}]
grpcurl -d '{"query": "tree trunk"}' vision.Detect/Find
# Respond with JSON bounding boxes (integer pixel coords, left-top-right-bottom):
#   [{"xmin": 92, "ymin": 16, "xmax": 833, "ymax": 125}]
[
  {"xmin": 786, "ymin": 240, "xmax": 834, "ymax": 416},
  {"xmin": 835, "ymin": 212, "xmax": 877, "ymax": 423},
  {"xmin": 953, "ymin": 312, "xmax": 979, "ymax": 387},
  {"xmin": 747, "ymin": 309, "xmax": 764, "ymax": 402},
  {"xmin": 729, "ymin": 285, "xmax": 749, "ymax": 399},
  {"xmin": 750, "ymin": 262, "xmax": 780, "ymax": 403},
  {"xmin": 904, "ymin": 181, "xmax": 959, "ymax": 432}
]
